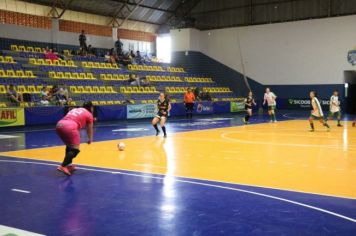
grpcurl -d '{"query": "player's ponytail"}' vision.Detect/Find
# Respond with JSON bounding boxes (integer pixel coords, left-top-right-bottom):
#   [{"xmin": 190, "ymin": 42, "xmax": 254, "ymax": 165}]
[{"xmin": 83, "ymin": 101, "xmax": 93, "ymax": 112}]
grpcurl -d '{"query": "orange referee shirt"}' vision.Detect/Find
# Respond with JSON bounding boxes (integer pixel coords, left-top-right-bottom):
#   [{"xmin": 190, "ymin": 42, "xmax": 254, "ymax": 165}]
[{"xmin": 184, "ymin": 92, "xmax": 195, "ymax": 103}]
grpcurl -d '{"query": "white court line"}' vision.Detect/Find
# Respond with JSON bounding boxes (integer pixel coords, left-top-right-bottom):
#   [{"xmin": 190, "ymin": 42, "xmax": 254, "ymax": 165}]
[
  {"xmin": 0, "ymin": 159, "xmax": 355, "ymax": 223},
  {"xmin": 11, "ymin": 188, "xmax": 31, "ymax": 194},
  {"xmin": 0, "ymin": 225, "xmax": 44, "ymax": 236}
]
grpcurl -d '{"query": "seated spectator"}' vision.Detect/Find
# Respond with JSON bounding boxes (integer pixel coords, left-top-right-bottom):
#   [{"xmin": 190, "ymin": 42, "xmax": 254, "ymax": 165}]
[
  {"xmin": 7, "ymin": 84, "xmax": 23, "ymax": 105},
  {"xmin": 128, "ymin": 73, "xmax": 140, "ymax": 86},
  {"xmin": 139, "ymin": 76, "xmax": 149, "ymax": 87},
  {"xmin": 104, "ymin": 52, "xmax": 111, "ymax": 63},
  {"xmin": 48, "ymin": 85, "xmax": 59, "ymax": 102},
  {"xmin": 55, "ymin": 88, "xmax": 67, "ymax": 106},
  {"xmin": 40, "ymin": 86, "xmax": 50, "ymax": 100},
  {"xmin": 61, "ymin": 85, "xmax": 72, "ymax": 103},
  {"xmin": 45, "ymin": 49, "xmax": 59, "ymax": 61},
  {"xmin": 40, "ymin": 95, "xmax": 50, "ymax": 106}
]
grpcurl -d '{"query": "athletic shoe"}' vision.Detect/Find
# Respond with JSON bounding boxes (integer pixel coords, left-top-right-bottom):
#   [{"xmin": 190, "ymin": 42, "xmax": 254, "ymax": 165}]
[
  {"xmin": 309, "ymin": 129, "xmax": 315, "ymax": 132},
  {"xmin": 57, "ymin": 166, "xmax": 71, "ymax": 176},
  {"xmin": 164, "ymin": 134, "xmax": 167, "ymax": 138},
  {"xmin": 67, "ymin": 165, "xmax": 77, "ymax": 172},
  {"xmin": 337, "ymin": 124, "xmax": 342, "ymax": 127},
  {"xmin": 269, "ymin": 120, "xmax": 273, "ymax": 123},
  {"xmin": 156, "ymin": 130, "xmax": 160, "ymax": 136},
  {"xmin": 273, "ymin": 120, "xmax": 277, "ymax": 123},
  {"xmin": 353, "ymin": 122, "xmax": 355, "ymax": 127},
  {"xmin": 242, "ymin": 118, "xmax": 247, "ymax": 125}
]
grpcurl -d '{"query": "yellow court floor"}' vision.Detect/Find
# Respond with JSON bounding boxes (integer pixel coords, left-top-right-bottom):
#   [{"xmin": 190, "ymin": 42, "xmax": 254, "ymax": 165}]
[{"xmin": 2, "ymin": 120, "xmax": 356, "ymax": 199}]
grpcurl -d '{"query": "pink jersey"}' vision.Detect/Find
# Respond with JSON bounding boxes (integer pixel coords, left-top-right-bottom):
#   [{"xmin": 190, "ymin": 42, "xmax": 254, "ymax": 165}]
[{"xmin": 62, "ymin": 108, "xmax": 93, "ymax": 129}]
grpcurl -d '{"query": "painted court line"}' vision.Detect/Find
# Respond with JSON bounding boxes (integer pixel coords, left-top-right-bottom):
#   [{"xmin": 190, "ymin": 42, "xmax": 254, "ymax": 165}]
[
  {"xmin": 11, "ymin": 188, "xmax": 31, "ymax": 194},
  {"xmin": 0, "ymin": 159, "xmax": 355, "ymax": 223}
]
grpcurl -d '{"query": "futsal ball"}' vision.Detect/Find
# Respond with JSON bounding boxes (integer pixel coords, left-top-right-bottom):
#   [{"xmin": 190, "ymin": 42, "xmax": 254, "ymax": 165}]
[{"xmin": 118, "ymin": 142, "xmax": 125, "ymax": 151}]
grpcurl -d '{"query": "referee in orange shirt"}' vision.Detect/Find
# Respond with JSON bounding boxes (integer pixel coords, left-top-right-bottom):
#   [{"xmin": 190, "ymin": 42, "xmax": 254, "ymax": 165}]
[{"xmin": 184, "ymin": 88, "xmax": 196, "ymax": 119}]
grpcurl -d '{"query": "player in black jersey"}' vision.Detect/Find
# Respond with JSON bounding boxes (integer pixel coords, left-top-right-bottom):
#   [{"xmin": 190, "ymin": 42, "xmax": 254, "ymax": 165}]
[
  {"xmin": 242, "ymin": 91, "xmax": 256, "ymax": 124},
  {"xmin": 152, "ymin": 93, "xmax": 171, "ymax": 137}
]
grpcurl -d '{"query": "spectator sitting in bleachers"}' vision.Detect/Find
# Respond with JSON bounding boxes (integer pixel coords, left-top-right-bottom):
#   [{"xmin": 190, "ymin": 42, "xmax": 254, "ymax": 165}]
[
  {"xmin": 39, "ymin": 86, "xmax": 50, "ymax": 106},
  {"xmin": 61, "ymin": 85, "xmax": 72, "ymax": 103},
  {"xmin": 55, "ymin": 88, "xmax": 67, "ymax": 106},
  {"xmin": 45, "ymin": 48, "xmax": 59, "ymax": 61},
  {"xmin": 104, "ymin": 52, "xmax": 111, "ymax": 63},
  {"xmin": 128, "ymin": 73, "xmax": 139, "ymax": 86},
  {"xmin": 7, "ymin": 84, "xmax": 23, "ymax": 105},
  {"xmin": 48, "ymin": 85, "xmax": 59, "ymax": 102}
]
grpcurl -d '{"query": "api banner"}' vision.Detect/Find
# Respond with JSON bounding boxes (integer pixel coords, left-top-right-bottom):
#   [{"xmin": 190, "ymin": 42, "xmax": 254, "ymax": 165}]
[
  {"xmin": 127, "ymin": 104, "xmax": 156, "ymax": 119},
  {"xmin": 230, "ymin": 101, "xmax": 245, "ymax": 112},
  {"xmin": 195, "ymin": 102, "xmax": 214, "ymax": 115},
  {"xmin": 0, "ymin": 108, "xmax": 25, "ymax": 127}
]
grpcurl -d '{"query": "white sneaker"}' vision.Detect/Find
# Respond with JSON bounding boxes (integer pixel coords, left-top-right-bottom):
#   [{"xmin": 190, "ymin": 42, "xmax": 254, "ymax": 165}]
[{"xmin": 273, "ymin": 120, "xmax": 277, "ymax": 123}]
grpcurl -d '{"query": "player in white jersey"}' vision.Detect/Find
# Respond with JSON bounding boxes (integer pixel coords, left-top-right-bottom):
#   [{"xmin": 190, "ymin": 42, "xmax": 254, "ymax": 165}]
[
  {"xmin": 263, "ymin": 88, "xmax": 277, "ymax": 122},
  {"xmin": 309, "ymin": 91, "xmax": 330, "ymax": 132},
  {"xmin": 327, "ymin": 91, "xmax": 342, "ymax": 127}
]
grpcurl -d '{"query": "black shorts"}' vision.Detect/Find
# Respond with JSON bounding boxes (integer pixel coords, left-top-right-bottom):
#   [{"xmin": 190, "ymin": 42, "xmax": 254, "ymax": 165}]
[
  {"xmin": 245, "ymin": 105, "xmax": 252, "ymax": 110},
  {"xmin": 156, "ymin": 112, "xmax": 167, "ymax": 119}
]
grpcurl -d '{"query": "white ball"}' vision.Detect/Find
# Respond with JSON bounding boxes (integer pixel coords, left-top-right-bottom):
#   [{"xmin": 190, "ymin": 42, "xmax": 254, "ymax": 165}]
[{"xmin": 118, "ymin": 142, "xmax": 125, "ymax": 151}]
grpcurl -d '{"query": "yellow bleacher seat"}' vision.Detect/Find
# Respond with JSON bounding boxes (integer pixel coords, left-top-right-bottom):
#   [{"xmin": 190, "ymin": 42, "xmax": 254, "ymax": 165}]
[
  {"xmin": 5, "ymin": 56, "xmax": 15, "ymax": 63},
  {"xmin": 69, "ymin": 86, "xmax": 78, "ymax": 93},
  {"xmin": 137, "ymin": 65, "xmax": 144, "ymax": 71},
  {"xmin": 131, "ymin": 87, "xmax": 139, "ymax": 93},
  {"xmin": 86, "ymin": 73, "xmax": 94, "ymax": 80},
  {"xmin": 27, "ymin": 86, "xmax": 36, "ymax": 93},
  {"xmin": 0, "ymin": 85, "xmax": 6, "ymax": 93},
  {"xmin": 87, "ymin": 62, "xmax": 94, "ymax": 68},
  {"xmin": 45, "ymin": 59, "xmax": 53, "ymax": 65},
  {"xmin": 94, "ymin": 62, "xmax": 100, "ymax": 68},
  {"xmin": 17, "ymin": 85, "xmax": 27, "ymax": 93},
  {"xmin": 106, "ymin": 74, "xmax": 113, "ymax": 80},
  {"xmin": 0, "ymin": 70, "xmax": 6, "ymax": 77},
  {"xmin": 79, "ymin": 73, "xmax": 86, "ymax": 79},
  {"xmin": 100, "ymin": 74, "xmax": 107, "ymax": 80},
  {"xmin": 112, "ymin": 63, "xmax": 119, "ymax": 69},
  {"xmin": 120, "ymin": 87, "xmax": 127, "ymax": 93},
  {"xmin": 19, "ymin": 46, "xmax": 26, "ymax": 52},
  {"xmin": 126, "ymin": 87, "xmax": 133, "ymax": 93},
  {"xmin": 64, "ymin": 72, "xmax": 72, "ymax": 79},
  {"xmin": 72, "ymin": 73, "xmax": 79, "ymax": 79},
  {"xmin": 16, "ymin": 70, "xmax": 25, "ymax": 78},
  {"xmin": 82, "ymin": 62, "xmax": 88, "ymax": 67},
  {"xmin": 34, "ymin": 47, "xmax": 42, "ymax": 53},
  {"xmin": 0, "ymin": 102, "xmax": 7, "ymax": 107},
  {"xmin": 92, "ymin": 101, "xmax": 99, "ymax": 105},
  {"xmin": 60, "ymin": 60, "xmax": 67, "ymax": 67},
  {"xmin": 57, "ymin": 72, "xmax": 65, "ymax": 78},
  {"xmin": 25, "ymin": 70, "xmax": 35, "ymax": 78},
  {"xmin": 77, "ymin": 86, "xmax": 84, "ymax": 93},
  {"xmin": 7, "ymin": 70, "xmax": 16, "ymax": 77},
  {"xmin": 27, "ymin": 47, "xmax": 34, "ymax": 52},
  {"xmin": 106, "ymin": 86, "xmax": 116, "ymax": 93},
  {"xmin": 29, "ymin": 58, "xmax": 37, "ymax": 65},
  {"xmin": 104, "ymin": 63, "xmax": 111, "ymax": 69},
  {"xmin": 0, "ymin": 56, "xmax": 4, "ymax": 63},
  {"xmin": 106, "ymin": 101, "xmax": 114, "ymax": 105},
  {"xmin": 112, "ymin": 74, "xmax": 119, "ymax": 80},
  {"xmin": 99, "ymin": 87, "xmax": 107, "ymax": 93},
  {"xmin": 113, "ymin": 101, "xmax": 121, "ymax": 105},
  {"xmin": 67, "ymin": 61, "xmax": 75, "ymax": 67},
  {"xmin": 99, "ymin": 101, "xmax": 107, "ymax": 105},
  {"xmin": 68, "ymin": 101, "xmax": 76, "ymax": 106},
  {"xmin": 128, "ymin": 64, "xmax": 133, "ymax": 70},
  {"xmin": 37, "ymin": 59, "xmax": 45, "ymax": 65},
  {"xmin": 84, "ymin": 86, "xmax": 92, "ymax": 93},
  {"xmin": 10, "ymin": 45, "xmax": 18, "ymax": 51},
  {"xmin": 49, "ymin": 71, "xmax": 56, "ymax": 78},
  {"xmin": 92, "ymin": 86, "xmax": 100, "ymax": 93},
  {"xmin": 53, "ymin": 60, "xmax": 60, "ymax": 66}
]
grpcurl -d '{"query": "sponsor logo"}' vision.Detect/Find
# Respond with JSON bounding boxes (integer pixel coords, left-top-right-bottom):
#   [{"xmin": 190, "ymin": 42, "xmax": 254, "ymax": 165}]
[
  {"xmin": 196, "ymin": 103, "xmax": 213, "ymax": 113},
  {"xmin": 287, "ymin": 99, "xmax": 330, "ymax": 108},
  {"xmin": 0, "ymin": 109, "xmax": 18, "ymax": 125}
]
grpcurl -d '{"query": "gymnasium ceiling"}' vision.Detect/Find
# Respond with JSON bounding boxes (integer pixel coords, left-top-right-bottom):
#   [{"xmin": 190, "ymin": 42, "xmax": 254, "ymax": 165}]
[{"xmin": 22, "ymin": 0, "xmax": 356, "ymax": 32}]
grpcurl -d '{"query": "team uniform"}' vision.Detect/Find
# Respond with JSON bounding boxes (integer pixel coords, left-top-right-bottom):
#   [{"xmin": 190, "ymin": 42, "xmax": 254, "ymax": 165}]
[
  {"xmin": 243, "ymin": 96, "xmax": 255, "ymax": 124},
  {"xmin": 309, "ymin": 97, "xmax": 330, "ymax": 131},
  {"xmin": 56, "ymin": 108, "xmax": 94, "ymax": 146},
  {"xmin": 156, "ymin": 99, "xmax": 170, "ymax": 119},
  {"xmin": 264, "ymin": 92, "xmax": 277, "ymax": 122},
  {"xmin": 328, "ymin": 95, "xmax": 342, "ymax": 126}
]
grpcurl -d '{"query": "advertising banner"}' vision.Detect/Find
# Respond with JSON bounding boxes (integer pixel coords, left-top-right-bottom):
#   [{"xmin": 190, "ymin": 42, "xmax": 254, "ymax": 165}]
[
  {"xmin": 127, "ymin": 104, "xmax": 156, "ymax": 119},
  {"xmin": 0, "ymin": 108, "xmax": 25, "ymax": 127},
  {"xmin": 195, "ymin": 102, "xmax": 214, "ymax": 114},
  {"xmin": 230, "ymin": 101, "xmax": 245, "ymax": 112},
  {"xmin": 286, "ymin": 98, "xmax": 330, "ymax": 109}
]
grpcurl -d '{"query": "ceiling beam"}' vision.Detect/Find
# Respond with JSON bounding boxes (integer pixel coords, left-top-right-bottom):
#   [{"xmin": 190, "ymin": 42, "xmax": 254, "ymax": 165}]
[
  {"xmin": 110, "ymin": 0, "xmax": 174, "ymax": 14},
  {"xmin": 190, "ymin": 0, "xmax": 308, "ymax": 16}
]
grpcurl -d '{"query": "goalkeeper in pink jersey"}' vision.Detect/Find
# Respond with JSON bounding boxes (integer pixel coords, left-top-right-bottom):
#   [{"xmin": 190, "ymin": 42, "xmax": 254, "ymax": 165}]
[{"xmin": 56, "ymin": 101, "xmax": 94, "ymax": 175}]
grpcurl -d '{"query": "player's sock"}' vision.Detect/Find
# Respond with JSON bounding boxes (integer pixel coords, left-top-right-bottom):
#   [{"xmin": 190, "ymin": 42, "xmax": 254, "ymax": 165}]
[
  {"xmin": 245, "ymin": 115, "xmax": 250, "ymax": 122},
  {"xmin": 162, "ymin": 126, "xmax": 167, "ymax": 137},
  {"xmin": 272, "ymin": 113, "xmax": 276, "ymax": 121},
  {"xmin": 153, "ymin": 124, "xmax": 160, "ymax": 135},
  {"xmin": 309, "ymin": 122, "xmax": 314, "ymax": 130},
  {"xmin": 337, "ymin": 119, "xmax": 342, "ymax": 126},
  {"xmin": 62, "ymin": 148, "xmax": 80, "ymax": 167},
  {"xmin": 324, "ymin": 122, "xmax": 330, "ymax": 128}
]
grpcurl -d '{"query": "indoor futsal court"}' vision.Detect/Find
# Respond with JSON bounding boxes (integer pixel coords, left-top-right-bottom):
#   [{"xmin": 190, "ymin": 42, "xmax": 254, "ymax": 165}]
[{"xmin": 1, "ymin": 0, "xmax": 356, "ymax": 235}]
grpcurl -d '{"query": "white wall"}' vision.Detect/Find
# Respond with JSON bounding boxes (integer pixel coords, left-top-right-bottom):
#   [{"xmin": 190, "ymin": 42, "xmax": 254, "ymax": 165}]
[{"xmin": 171, "ymin": 15, "xmax": 356, "ymax": 85}]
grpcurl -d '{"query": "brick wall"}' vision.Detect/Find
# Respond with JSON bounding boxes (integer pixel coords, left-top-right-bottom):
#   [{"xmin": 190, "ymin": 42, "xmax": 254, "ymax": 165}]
[
  {"xmin": 0, "ymin": 9, "xmax": 51, "ymax": 29},
  {"xmin": 59, "ymin": 20, "xmax": 112, "ymax": 37},
  {"xmin": 118, "ymin": 29, "xmax": 156, "ymax": 42}
]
